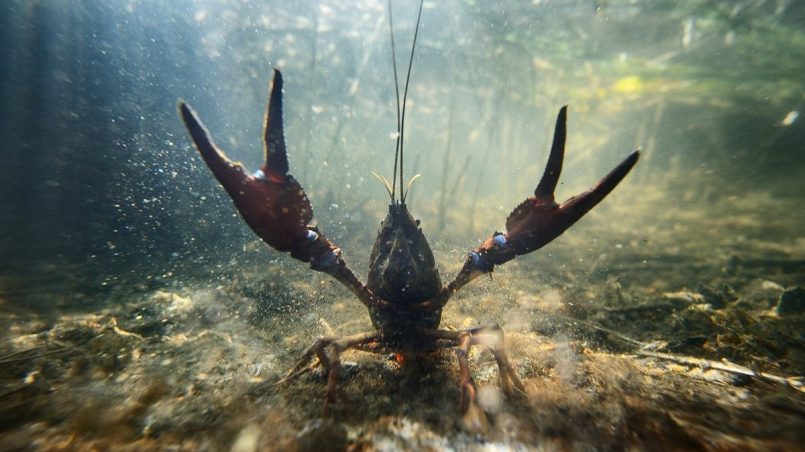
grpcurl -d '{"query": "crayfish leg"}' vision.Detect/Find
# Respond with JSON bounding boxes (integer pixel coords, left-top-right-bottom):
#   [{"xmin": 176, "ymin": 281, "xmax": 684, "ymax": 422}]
[
  {"xmin": 428, "ymin": 325, "xmax": 525, "ymax": 432},
  {"xmin": 279, "ymin": 331, "xmax": 380, "ymax": 415}
]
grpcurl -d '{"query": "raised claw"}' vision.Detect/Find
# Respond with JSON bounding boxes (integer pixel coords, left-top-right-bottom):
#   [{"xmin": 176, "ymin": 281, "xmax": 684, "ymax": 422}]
[
  {"xmin": 504, "ymin": 106, "xmax": 639, "ymax": 256},
  {"xmin": 449, "ymin": 107, "xmax": 638, "ymax": 288},
  {"xmin": 178, "ymin": 70, "xmax": 335, "ymax": 265}
]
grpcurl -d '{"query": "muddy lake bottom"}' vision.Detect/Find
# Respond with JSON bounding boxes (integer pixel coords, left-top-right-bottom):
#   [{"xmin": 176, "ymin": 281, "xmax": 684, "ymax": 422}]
[{"xmin": 1, "ymin": 193, "xmax": 804, "ymax": 450}]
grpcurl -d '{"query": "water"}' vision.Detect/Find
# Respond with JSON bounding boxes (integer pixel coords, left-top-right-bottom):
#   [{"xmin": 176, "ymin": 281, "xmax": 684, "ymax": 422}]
[{"xmin": 1, "ymin": 0, "xmax": 804, "ymax": 449}]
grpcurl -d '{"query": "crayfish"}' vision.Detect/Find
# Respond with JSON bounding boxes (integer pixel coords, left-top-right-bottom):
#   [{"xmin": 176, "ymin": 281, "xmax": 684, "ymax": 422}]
[{"xmin": 178, "ymin": 0, "xmax": 638, "ymax": 424}]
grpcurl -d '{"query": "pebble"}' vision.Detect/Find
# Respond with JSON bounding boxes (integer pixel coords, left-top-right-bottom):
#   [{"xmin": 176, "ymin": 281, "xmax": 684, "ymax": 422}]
[
  {"xmin": 776, "ymin": 286, "xmax": 805, "ymax": 316},
  {"xmin": 295, "ymin": 419, "xmax": 347, "ymax": 452}
]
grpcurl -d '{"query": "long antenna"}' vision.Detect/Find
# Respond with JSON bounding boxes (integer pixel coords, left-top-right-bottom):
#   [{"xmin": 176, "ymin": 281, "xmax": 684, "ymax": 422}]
[
  {"xmin": 388, "ymin": 0, "xmax": 402, "ymax": 203},
  {"xmin": 399, "ymin": 0, "xmax": 424, "ymax": 204}
]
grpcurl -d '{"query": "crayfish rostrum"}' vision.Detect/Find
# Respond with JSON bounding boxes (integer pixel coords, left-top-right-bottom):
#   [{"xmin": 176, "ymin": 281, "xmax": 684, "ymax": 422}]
[{"xmin": 178, "ymin": 0, "xmax": 638, "ymax": 424}]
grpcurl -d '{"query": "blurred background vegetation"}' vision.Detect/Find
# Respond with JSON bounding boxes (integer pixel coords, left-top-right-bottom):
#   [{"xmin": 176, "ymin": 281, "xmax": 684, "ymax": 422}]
[{"xmin": 1, "ymin": 0, "xmax": 803, "ymax": 307}]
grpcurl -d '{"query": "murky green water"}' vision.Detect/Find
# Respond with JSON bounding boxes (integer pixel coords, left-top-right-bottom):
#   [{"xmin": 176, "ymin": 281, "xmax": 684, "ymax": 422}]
[{"xmin": 2, "ymin": 1, "xmax": 804, "ymax": 449}]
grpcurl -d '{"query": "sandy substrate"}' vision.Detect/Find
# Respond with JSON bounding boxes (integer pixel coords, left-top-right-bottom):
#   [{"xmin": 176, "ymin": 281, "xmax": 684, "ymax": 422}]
[{"xmin": 1, "ymin": 191, "xmax": 804, "ymax": 450}]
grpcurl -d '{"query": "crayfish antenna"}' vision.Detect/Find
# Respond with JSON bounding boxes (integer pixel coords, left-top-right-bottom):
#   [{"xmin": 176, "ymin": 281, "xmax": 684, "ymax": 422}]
[
  {"xmin": 372, "ymin": 171, "xmax": 394, "ymax": 199},
  {"xmin": 398, "ymin": 0, "xmax": 424, "ymax": 205},
  {"xmin": 388, "ymin": 0, "xmax": 402, "ymax": 202},
  {"xmin": 403, "ymin": 173, "xmax": 421, "ymax": 200},
  {"xmin": 387, "ymin": 0, "xmax": 424, "ymax": 205}
]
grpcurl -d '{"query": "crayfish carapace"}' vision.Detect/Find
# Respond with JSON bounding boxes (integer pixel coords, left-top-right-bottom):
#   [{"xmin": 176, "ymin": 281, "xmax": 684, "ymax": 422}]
[{"xmin": 178, "ymin": 0, "xmax": 638, "ymax": 425}]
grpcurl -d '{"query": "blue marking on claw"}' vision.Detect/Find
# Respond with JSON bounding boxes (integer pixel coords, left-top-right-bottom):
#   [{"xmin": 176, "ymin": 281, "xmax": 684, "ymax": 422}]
[
  {"xmin": 306, "ymin": 229, "xmax": 319, "ymax": 242},
  {"xmin": 318, "ymin": 249, "xmax": 338, "ymax": 268},
  {"xmin": 253, "ymin": 168, "xmax": 266, "ymax": 180},
  {"xmin": 469, "ymin": 251, "xmax": 493, "ymax": 272},
  {"xmin": 494, "ymin": 234, "xmax": 507, "ymax": 247}
]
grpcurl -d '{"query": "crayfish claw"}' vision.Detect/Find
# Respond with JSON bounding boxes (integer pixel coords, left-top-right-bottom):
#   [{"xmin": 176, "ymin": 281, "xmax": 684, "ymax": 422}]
[
  {"xmin": 444, "ymin": 108, "xmax": 638, "ymax": 294},
  {"xmin": 502, "ymin": 107, "xmax": 639, "ymax": 257},
  {"xmin": 179, "ymin": 70, "xmax": 322, "ymax": 255},
  {"xmin": 533, "ymin": 105, "xmax": 567, "ymax": 201},
  {"xmin": 181, "ymin": 69, "xmax": 377, "ymax": 308},
  {"xmin": 178, "ymin": 101, "xmax": 252, "ymax": 192},
  {"xmin": 263, "ymin": 69, "xmax": 289, "ymax": 179},
  {"xmin": 556, "ymin": 149, "xmax": 640, "ymax": 226}
]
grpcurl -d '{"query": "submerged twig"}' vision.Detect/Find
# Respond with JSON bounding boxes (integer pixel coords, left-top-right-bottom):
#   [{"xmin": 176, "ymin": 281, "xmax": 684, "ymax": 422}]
[
  {"xmin": 0, "ymin": 347, "xmax": 73, "ymax": 365},
  {"xmin": 437, "ymin": 154, "xmax": 471, "ymax": 232},
  {"xmin": 436, "ymin": 83, "xmax": 456, "ymax": 231},
  {"xmin": 468, "ymin": 90, "xmax": 500, "ymax": 232},
  {"xmin": 637, "ymin": 350, "xmax": 804, "ymax": 393},
  {"xmin": 590, "ymin": 324, "xmax": 650, "ymax": 348}
]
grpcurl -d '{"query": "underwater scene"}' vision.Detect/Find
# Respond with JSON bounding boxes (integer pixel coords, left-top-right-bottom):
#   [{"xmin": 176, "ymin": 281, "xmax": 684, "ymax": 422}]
[{"xmin": 1, "ymin": 0, "xmax": 804, "ymax": 450}]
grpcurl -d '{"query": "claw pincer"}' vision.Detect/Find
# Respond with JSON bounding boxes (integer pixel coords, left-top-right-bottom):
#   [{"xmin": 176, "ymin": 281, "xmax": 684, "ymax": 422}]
[
  {"xmin": 178, "ymin": 70, "xmax": 340, "ymax": 270},
  {"xmin": 452, "ymin": 107, "xmax": 639, "ymax": 289}
]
